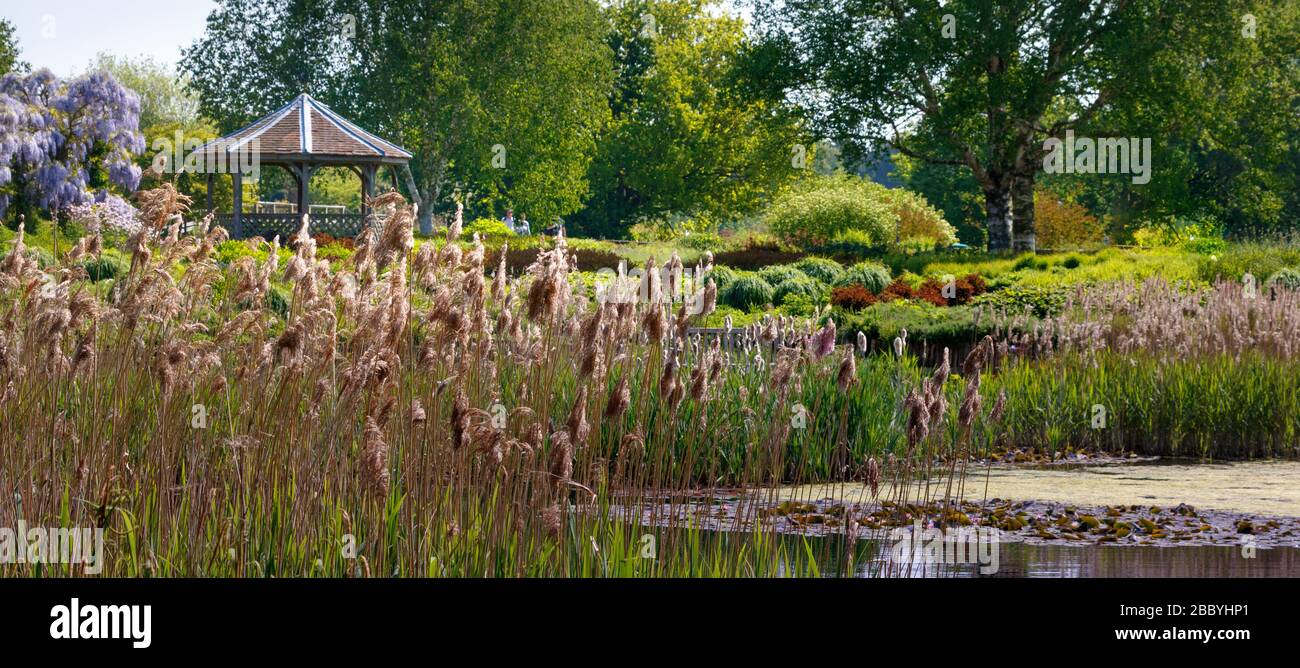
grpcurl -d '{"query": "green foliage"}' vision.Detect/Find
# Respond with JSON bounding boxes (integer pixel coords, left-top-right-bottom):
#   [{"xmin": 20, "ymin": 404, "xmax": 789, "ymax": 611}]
[
  {"xmin": 775, "ymin": 291, "xmax": 821, "ymax": 316},
  {"xmin": 751, "ymin": 0, "xmax": 1300, "ymax": 247},
  {"xmin": 704, "ymin": 264, "xmax": 740, "ymax": 293},
  {"xmin": 757, "ymin": 263, "xmax": 804, "ymax": 286},
  {"xmin": 764, "ymin": 176, "xmax": 895, "ymax": 249},
  {"xmin": 136, "ymin": 118, "xmax": 244, "ymax": 214},
  {"xmin": 1132, "ymin": 215, "xmax": 1228, "ymax": 255},
  {"xmin": 463, "ymin": 217, "xmax": 516, "ymax": 239},
  {"xmin": 793, "ymin": 256, "xmax": 843, "ymax": 284},
  {"xmin": 317, "ymin": 242, "xmax": 354, "ymax": 262},
  {"xmin": 721, "ymin": 273, "xmax": 774, "ymax": 310},
  {"xmin": 1266, "ymin": 267, "xmax": 1300, "ymax": 291},
  {"xmin": 574, "ymin": 0, "xmax": 805, "ymax": 237},
  {"xmin": 679, "ymin": 232, "xmax": 723, "ymax": 251},
  {"xmin": 772, "ymin": 276, "xmax": 825, "ymax": 306},
  {"xmin": 307, "ymin": 167, "xmax": 362, "ymax": 211},
  {"xmin": 1197, "ymin": 243, "xmax": 1300, "ymax": 283},
  {"xmin": 834, "ymin": 261, "xmax": 891, "ymax": 294},
  {"xmin": 810, "ymin": 229, "xmax": 885, "ymax": 263},
  {"xmin": 28, "ymin": 246, "xmax": 55, "ymax": 269},
  {"xmin": 0, "ymin": 18, "xmax": 24, "ymax": 74},
  {"xmin": 971, "ymin": 285, "xmax": 1069, "ymax": 318},
  {"xmin": 836, "ymin": 302, "xmax": 1003, "ymax": 349},
  {"xmin": 1013, "ymin": 254, "xmax": 1050, "ymax": 272},
  {"xmin": 267, "ymin": 284, "xmax": 291, "ymax": 319},
  {"xmin": 890, "ymin": 187, "xmax": 957, "ymax": 246},
  {"xmin": 215, "ymin": 239, "xmax": 292, "ymax": 268},
  {"xmin": 985, "ymin": 352, "xmax": 1300, "ymax": 459},
  {"xmin": 81, "ymin": 252, "xmax": 129, "ymax": 281},
  {"xmin": 215, "ymin": 240, "xmax": 262, "ymax": 265},
  {"xmin": 696, "ymin": 304, "xmax": 762, "ymax": 328},
  {"xmin": 892, "ymin": 153, "xmax": 986, "ymax": 247}
]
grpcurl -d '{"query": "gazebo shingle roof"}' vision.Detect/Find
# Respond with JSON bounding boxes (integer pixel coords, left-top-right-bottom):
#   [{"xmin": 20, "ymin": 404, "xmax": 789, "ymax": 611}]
[{"xmin": 194, "ymin": 93, "xmax": 412, "ymax": 164}]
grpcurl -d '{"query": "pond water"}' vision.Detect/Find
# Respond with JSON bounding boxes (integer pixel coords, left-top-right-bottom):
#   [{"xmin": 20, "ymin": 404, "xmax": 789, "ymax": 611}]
[
  {"xmin": 761, "ymin": 460, "xmax": 1300, "ymax": 577},
  {"xmin": 781, "ymin": 459, "xmax": 1300, "ymax": 517},
  {"xmin": 794, "ymin": 537, "xmax": 1300, "ymax": 578}
]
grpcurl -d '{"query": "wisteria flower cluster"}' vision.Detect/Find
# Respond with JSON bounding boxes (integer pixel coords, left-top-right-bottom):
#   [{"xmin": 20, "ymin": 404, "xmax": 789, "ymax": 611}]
[
  {"xmin": 0, "ymin": 68, "xmax": 144, "ymax": 219},
  {"xmin": 64, "ymin": 192, "xmax": 143, "ymax": 235}
]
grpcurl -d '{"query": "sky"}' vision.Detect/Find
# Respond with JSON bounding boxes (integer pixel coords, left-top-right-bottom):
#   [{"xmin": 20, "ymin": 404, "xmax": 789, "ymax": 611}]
[
  {"xmin": 4, "ymin": 0, "xmax": 214, "ymax": 76},
  {"xmin": 4, "ymin": 1, "xmax": 752, "ymax": 77}
]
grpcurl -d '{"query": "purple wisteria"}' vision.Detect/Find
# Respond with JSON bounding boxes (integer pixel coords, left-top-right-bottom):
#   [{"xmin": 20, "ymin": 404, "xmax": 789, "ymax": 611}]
[
  {"xmin": 65, "ymin": 192, "xmax": 143, "ymax": 235},
  {"xmin": 0, "ymin": 68, "xmax": 144, "ymax": 220}
]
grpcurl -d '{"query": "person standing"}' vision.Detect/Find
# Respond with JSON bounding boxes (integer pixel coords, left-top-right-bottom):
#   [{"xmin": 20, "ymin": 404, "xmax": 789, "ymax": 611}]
[
  {"xmin": 502, "ymin": 208, "xmax": 515, "ymax": 231},
  {"xmin": 516, "ymin": 213, "xmax": 530, "ymax": 236}
]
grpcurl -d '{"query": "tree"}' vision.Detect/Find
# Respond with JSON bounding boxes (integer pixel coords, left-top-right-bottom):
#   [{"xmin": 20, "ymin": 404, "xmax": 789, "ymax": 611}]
[
  {"xmin": 749, "ymin": 0, "xmax": 1278, "ymax": 251},
  {"xmin": 0, "ymin": 18, "xmax": 24, "ymax": 75},
  {"xmin": 182, "ymin": 0, "xmax": 614, "ymax": 233},
  {"xmin": 572, "ymin": 0, "xmax": 805, "ymax": 237},
  {"xmin": 1, "ymin": 69, "xmax": 144, "ymax": 228}
]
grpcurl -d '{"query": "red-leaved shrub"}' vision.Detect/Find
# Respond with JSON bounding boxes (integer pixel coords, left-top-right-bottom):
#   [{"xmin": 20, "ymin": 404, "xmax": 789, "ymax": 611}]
[{"xmin": 830, "ymin": 284, "xmax": 878, "ymax": 310}]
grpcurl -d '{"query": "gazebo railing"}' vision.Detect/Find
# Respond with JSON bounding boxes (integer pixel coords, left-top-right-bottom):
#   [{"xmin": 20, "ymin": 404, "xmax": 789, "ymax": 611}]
[{"xmin": 213, "ymin": 213, "xmax": 369, "ymax": 240}]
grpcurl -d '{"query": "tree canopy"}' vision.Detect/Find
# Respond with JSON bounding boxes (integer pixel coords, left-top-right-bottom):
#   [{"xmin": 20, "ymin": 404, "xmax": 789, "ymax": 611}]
[
  {"xmin": 749, "ymin": 0, "xmax": 1299, "ymax": 249},
  {"xmin": 572, "ymin": 0, "xmax": 806, "ymax": 237},
  {"xmin": 0, "ymin": 18, "xmax": 23, "ymax": 75}
]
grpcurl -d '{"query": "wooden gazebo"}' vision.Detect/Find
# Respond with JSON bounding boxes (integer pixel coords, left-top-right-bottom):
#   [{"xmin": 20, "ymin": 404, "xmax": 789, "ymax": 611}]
[{"xmin": 189, "ymin": 93, "xmax": 412, "ymax": 239}]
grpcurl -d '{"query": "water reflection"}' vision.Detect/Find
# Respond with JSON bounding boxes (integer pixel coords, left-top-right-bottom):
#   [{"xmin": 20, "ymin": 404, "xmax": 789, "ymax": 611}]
[{"xmin": 825, "ymin": 540, "xmax": 1300, "ymax": 577}]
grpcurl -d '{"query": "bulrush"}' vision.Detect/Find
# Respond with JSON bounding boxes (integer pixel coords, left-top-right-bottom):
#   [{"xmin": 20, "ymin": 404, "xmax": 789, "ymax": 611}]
[
  {"xmin": 865, "ymin": 457, "xmax": 881, "ymax": 497},
  {"xmin": 701, "ymin": 279, "xmax": 717, "ymax": 315},
  {"xmin": 930, "ymin": 347, "xmax": 950, "ymax": 386},
  {"xmin": 451, "ymin": 391, "xmax": 470, "ymax": 450},
  {"xmin": 541, "ymin": 503, "xmax": 562, "ymax": 540},
  {"xmin": 362, "ymin": 416, "xmax": 390, "ymax": 496},
  {"xmin": 659, "ymin": 353, "xmax": 679, "ymax": 400},
  {"xmin": 988, "ymin": 389, "xmax": 1007, "ymax": 424},
  {"xmin": 549, "ymin": 430, "xmax": 574, "ymax": 485},
  {"xmin": 813, "ymin": 318, "xmax": 836, "ymax": 359},
  {"xmin": 491, "ymin": 243, "xmax": 508, "ymax": 303},
  {"xmin": 526, "ymin": 247, "xmax": 565, "ymax": 324},
  {"xmin": 1, "ymin": 221, "xmax": 27, "ymax": 276},
  {"xmin": 666, "ymin": 253, "xmax": 684, "ymax": 301},
  {"xmin": 566, "ymin": 386, "xmax": 590, "ymax": 447},
  {"xmin": 447, "ymin": 201, "xmax": 464, "ymax": 241},
  {"xmin": 837, "ymin": 346, "xmax": 857, "ymax": 390},
  {"xmin": 605, "ymin": 374, "xmax": 631, "ymax": 419},
  {"xmin": 904, "ymin": 388, "xmax": 930, "ymax": 448}
]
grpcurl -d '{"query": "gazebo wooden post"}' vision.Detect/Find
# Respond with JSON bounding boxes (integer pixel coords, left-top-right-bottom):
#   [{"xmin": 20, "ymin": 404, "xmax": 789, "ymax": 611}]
[
  {"xmin": 360, "ymin": 164, "xmax": 377, "ymax": 218},
  {"xmin": 293, "ymin": 163, "xmax": 315, "ymax": 222},
  {"xmin": 231, "ymin": 171, "xmax": 244, "ymax": 239}
]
